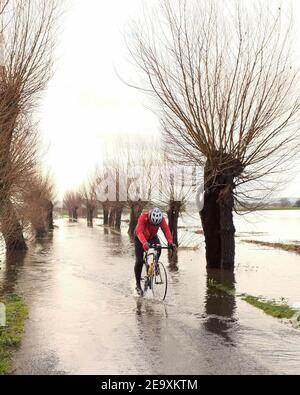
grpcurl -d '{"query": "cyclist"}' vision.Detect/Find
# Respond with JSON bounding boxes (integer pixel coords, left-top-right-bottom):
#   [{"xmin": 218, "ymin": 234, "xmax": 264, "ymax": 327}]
[{"xmin": 134, "ymin": 207, "xmax": 176, "ymax": 296}]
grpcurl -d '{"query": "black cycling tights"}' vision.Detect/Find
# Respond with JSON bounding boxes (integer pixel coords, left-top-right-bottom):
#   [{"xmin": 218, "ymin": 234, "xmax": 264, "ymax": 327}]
[{"xmin": 134, "ymin": 235, "xmax": 161, "ymax": 288}]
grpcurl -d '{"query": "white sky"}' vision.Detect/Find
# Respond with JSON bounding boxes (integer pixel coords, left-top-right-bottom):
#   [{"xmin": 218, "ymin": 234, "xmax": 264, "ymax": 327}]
[
  {"xmin": 38, "ymin": 0, "xmax": 300, "ymax": 200},
  {"xmin": 39, "ymin": 0, "xmax": 159, "ymax": 199}
]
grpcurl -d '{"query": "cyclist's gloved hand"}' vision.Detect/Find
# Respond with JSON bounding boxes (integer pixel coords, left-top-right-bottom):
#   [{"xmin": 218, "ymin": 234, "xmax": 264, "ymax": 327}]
[
  {"xmin": 169, "ymin": 243, "xmax": 177, "ymax": 252},
  {"xmin": 143, "ymin": 242, "xmax": 149, "ymax": 252}
]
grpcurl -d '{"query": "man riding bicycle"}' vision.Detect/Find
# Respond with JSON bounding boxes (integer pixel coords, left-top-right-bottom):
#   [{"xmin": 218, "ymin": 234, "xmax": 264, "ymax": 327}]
[{"xmin": 134, "ymin": 207, "xmax": 176, "ymax": 296}]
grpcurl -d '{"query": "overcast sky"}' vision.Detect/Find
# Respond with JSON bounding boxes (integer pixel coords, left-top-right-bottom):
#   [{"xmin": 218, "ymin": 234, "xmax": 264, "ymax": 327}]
[{"xmin": 39, "ymin": 0, "xmax": 300, "ymax": 200}]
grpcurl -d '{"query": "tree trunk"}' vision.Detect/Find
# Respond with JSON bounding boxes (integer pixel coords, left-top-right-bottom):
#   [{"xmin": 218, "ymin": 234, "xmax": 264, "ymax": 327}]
[
  {"xmin": 128, "ymin": 200, "xmax": 146, "ymax": 237},
  {"xmin": 103, "ymin": 203, "xmax": 109, "ymax": 226},
  {"xmin": 200, "ymin": 188, "xmax": 235, "ymax": 268},
  {"xmin": 108, "ymin": 206, "xmax": 116, "ymax": 227},
  {"xmin": 167, "ymin": 201, "xmax": 181, "ymax": 246},
  {"xmin": 35, "ymin": 224, "xmax": 47, "ymax": 239},
  {"xmin": 1, "ymin": 200, "xmax": 27, "ymax": 251},
  {"xmin": 115, "ymin": 205, "xmax": 124, "ymax": 230},
  {"xmin": 168, "ymin": 249, "xmax": 178, "ymax": 272},
  {"xmin": 72, "ymin": 208, "xmax": 78, "ymax": 222},
  {"xmin": 219, "ymin": 192, "xmax": 235, "ymax": 269},
  {"xmin": 128, "ymin": 205, "xmax": 136, "ymax": 237},
  {"xmin": 200, "ymin": 153, "xmax": 242, "ymax": 268},
  {"xmin": 200, "ymin": 190, "xmax": 221, "ymax": 268},
  {"xmin": 87, "ymin": 207, "xmax": 94, "ymax": 227},
  {"xmin": 46, "ymin": 200, "xmax": 54, "ymax": 230}
]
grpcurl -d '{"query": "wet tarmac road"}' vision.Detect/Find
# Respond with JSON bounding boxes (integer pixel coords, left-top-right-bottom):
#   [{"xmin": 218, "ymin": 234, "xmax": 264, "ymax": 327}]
[{"xmin": 1, "ymin": 219, "xmax": 300, "ymax": 374}]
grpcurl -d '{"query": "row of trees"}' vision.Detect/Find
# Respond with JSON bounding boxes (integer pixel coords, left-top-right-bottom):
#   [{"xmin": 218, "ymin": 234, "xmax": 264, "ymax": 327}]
[
  {"xmin": 58, "ymin": 0, "xmax": 300, "ymax": 271},
  {"xmin": 63, "ymin": 139, "xmax": 199, "ymax": 246},
  {"xmin": 66, "ymin": 0, "xmax": 300, "ymax": 269},
  {"xmin": 0, "ymin": 0, "xmax": 59, "ymax": 252},
  {"xmin": 61, "ymin": 0, "xmax": 300, "ymax": 272}
]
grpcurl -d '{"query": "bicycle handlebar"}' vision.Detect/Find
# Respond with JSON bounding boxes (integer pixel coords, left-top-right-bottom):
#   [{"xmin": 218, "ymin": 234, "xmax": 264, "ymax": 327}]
[
  {"xmin": 145, "ymin": 244, "xmax": 175, "ymax": 261},
  {"xmin": 148, "ymin": 243, "xmax": 173, "ymax": 250}
]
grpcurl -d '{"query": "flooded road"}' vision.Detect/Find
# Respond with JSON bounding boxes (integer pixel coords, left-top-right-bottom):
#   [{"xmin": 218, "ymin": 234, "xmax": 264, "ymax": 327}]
[{"xmin": 0, "ymin": 218, "xmax": 300, "ymax": 375}]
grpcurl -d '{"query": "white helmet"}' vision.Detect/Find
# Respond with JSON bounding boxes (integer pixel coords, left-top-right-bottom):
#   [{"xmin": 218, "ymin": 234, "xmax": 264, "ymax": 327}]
[{"xmin": 149, "ymin": 207, "xmax": 163, "ymax": 225}]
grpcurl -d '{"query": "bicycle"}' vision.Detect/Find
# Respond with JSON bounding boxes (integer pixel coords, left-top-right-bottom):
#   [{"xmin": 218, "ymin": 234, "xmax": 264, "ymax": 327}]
[{"xmin": 141, "ymin": 243, "xmax": 172, "ymax": 301}]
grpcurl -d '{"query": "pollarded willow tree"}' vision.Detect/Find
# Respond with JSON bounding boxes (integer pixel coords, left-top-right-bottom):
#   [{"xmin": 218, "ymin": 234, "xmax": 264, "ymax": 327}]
[
  {"xmin": 154, "ymin": 158, "xmax": 199, "ymax": 247},
  {"xmin": 126, "ymin": 141, "xmax": 157, "ymax": 237},
  {"xmin": 94, "ymin": 165, "xmax": 110, "ymax": 226},
  {"xmin": 0, "ymin": 116, "xmax": 38, "ymax": 249},
  {"xmin": 22, "ymin": 172, "xmax": 55, "ymax": 238},
  {"xmin": 63, "ymin": 191, "xmax": 81, "ymax": 223},
  {"xmin": 0, "ymin": 0, "xmax": 59, "ymax": 250},
  {"xmin": 80, "ymin": 178, "xmax": 97, "ymax": 227},
  {"xmin": 93, "ymin": 137, "xmax": 132, "ymax": 231},
  {"xmin": 129, "ymin": 0, "xmax": 300, "ymax": 268}
]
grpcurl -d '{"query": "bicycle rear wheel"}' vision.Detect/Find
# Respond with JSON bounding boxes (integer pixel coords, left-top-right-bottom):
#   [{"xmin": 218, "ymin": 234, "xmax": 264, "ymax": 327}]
[{"xmin": 151, "ymin": 262, "xmax": 168, "ymax": 301}]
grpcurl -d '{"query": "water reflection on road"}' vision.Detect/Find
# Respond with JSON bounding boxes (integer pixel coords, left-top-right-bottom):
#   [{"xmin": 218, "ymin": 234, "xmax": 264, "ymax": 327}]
[
  {"xmin": 204, "ymin": 269, "xmax": 237, "ymax": 344},
  {"xmin": 0, "ymin": 219, "xmax": 299, "ymax": 374}
]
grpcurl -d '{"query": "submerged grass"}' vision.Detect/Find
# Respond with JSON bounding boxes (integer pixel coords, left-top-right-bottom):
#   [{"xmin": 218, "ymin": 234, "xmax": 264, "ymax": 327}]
[
  {"xmin": 208, "ymin": 279, "xmax": 299, "ymax": 325},
  {"xmin": 208, "ymin": 279, "xmax": 235, "ymax": 295},
  {"xmin": 242, "ymin": 240, "xmax": 300, "ymax": 255},
  {"xmin": 0, "ymin": 294, "xmax": 28, "ymax": 375},
  {"xmin": 239, "ymin": 295, "xmax": 297, "ymax": 319},
  {"xmin": 238, "ymin": 207, "xmax": 300, "ymax": 212},
  {"xmin": 178, "ymin": 246, "xmax": 200, "ymax": 250}
]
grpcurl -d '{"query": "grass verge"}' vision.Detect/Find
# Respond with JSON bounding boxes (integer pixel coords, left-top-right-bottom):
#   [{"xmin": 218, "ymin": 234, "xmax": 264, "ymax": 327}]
[
  {"xmin": 239, "ymin": 294, "xmax": 297, "ymax": 319},
  {"xmin": 0, "ymin": 294, "xmax": 28, "ymax": 375},
  {"xmin": 238, "ymin": 207, "xmax": 300, "ymax": 212},
  {"xmin": 208, "ymin": 279, "xmax": 299, "ymax": 325},
  {"xmin": 177, "ymin": 246, "xmax": 200, "ymax": 250},
  {"xmin": 242, "ymin": 240, "xmax": 300, "ymax": 255}
]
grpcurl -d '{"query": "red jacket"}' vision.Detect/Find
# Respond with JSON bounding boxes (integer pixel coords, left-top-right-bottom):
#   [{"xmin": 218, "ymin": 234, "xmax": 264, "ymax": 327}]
[{"xmin": 136, "ymin": 212, "xmax": 173, "ymax": 247}]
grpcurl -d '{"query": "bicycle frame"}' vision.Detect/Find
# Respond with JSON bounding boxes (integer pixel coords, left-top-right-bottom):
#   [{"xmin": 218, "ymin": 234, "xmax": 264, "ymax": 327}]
[
  {"xmin": 142, "ymin": 244, "xmax": 172, "ymax": 300},
  {"xmin": 144, "ymin": 244, "xmax": 170, "ymax": 270},
  {"xmin": 144, "ymin": 245, "xmax": 172, "ymax": 283}
]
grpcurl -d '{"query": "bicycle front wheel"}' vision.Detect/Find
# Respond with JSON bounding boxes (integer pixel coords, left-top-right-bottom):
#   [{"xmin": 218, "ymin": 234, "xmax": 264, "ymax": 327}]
[{"xmin": 151, "ymin": 262, "xmax": 168, "ymax": 301}]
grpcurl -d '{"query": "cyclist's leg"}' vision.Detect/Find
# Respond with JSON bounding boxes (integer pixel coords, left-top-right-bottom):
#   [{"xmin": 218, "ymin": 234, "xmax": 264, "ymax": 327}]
[{"xmin": 134, "ymin": 235, "xmax": 144, "ymax": 290}]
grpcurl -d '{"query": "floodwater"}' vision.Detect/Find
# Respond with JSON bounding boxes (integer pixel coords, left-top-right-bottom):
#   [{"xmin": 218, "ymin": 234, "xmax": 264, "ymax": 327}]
[{"xmin": 0, "ymin": 212, "xmax": 299, "ymax": 375}]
